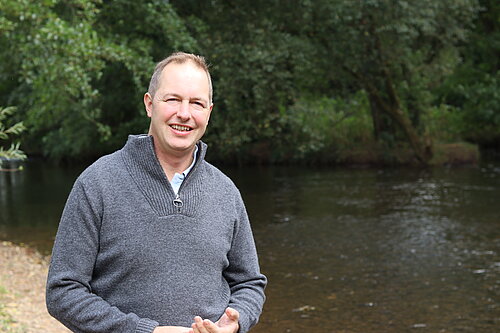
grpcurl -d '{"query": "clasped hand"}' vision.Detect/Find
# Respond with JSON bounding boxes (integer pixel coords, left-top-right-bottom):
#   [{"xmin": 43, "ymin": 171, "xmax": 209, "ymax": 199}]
[{"xmin": 153, "ymin": 307, "xmax": 239, "ymax": 333}]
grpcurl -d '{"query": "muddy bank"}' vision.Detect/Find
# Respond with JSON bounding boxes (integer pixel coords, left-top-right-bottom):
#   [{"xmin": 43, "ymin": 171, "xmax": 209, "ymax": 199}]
[{"xmin": 0, "ymin": 241, "xmax": 69, "ymax": 333}]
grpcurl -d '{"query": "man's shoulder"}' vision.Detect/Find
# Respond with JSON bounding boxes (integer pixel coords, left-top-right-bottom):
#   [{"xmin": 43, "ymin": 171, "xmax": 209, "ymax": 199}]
[
  {"xmin": 201, "ymin": 161, "xmax": 238, "ymax": 190},
  {"xmin": 78, "ymin": 149, "xmax": 124, "ymax": 183}
]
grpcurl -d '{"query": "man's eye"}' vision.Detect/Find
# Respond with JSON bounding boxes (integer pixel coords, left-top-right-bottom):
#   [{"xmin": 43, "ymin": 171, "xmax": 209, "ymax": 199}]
[
  {"xmin": 191, "ymin": 101, "xmax": 205, "ymax": 109},
  {"xmin": 166, "ymin": 98, "xmax": 180, "ymax": 103}
]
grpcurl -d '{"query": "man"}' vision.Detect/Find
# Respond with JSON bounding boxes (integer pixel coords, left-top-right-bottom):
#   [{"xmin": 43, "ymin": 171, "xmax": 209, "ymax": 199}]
[{"xmin": 46, "ymin": 52, "xmax": 267, "ymax": 333}]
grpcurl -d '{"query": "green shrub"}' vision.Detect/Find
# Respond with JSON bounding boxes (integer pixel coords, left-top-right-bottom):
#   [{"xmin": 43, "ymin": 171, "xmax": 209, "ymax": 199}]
[
  {"xmin": 0, "ymin": 106, "xmax": 27, "ymax": 166},
  {"xmin": 422, "ymin": 104, "xmax": 465, "ymax": 143},
  {"xmin": 277, "ymin": 91, "xmax": 374, "ymax": 162}
]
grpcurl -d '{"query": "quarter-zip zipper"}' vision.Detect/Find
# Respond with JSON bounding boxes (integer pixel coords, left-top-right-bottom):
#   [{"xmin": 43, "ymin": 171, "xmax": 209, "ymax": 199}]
[
  {"xmin": 173, "ymin": 193, "xmax": 183, "ymax": 212},
  {"xmin": 172, "ymin": 173, "xmax": 189, "ymax": 213},
  {"xmin": 170, "ymin": 146, "xmax": 200, "ymax": 212}
]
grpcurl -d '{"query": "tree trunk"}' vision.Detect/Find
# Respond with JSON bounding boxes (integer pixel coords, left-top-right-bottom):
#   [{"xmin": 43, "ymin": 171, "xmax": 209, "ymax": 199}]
[
  {"xmin": 384, "ymin": 105, "xmax": 432, "ymax": 164},
  {"xmin": 343, "ymin": 66, "xmax": 433, "ymax": 165},
  {"xmin": 368, "ymin": 93, "xmax": 396, "ymax": 142},
  {"xmin": 364, "ymin": 79, "xmax": 433, "ymax": 164},
  {"xmin": 368, "ymin": 93, "xmax": 383, "ymax": 141}
]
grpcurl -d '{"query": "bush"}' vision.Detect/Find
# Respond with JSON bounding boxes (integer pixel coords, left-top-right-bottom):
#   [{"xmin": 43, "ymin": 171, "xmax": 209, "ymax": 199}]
[
  {"xmin": 276, "ymin": 91, "xmax": 374, "ymax": 163},
  {"xmin": 422, "ymin": 104, "xmax": 465, "ymax": 143},
  {"xmin": 0, "ymin": 106, "xmax": 27, "ymax": 167}
]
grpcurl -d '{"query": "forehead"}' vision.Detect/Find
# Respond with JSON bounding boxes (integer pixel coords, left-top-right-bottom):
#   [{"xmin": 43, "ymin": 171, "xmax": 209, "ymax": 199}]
[{"xmin": 158, "ymin": 61, "xmax": 210, "ymax": 96}]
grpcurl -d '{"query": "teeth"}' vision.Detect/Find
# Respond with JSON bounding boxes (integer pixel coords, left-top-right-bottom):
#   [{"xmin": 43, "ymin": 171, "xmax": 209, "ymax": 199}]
[{"xmin": 171, "ymin": 124, "xmax": 191, "ymax": 131}]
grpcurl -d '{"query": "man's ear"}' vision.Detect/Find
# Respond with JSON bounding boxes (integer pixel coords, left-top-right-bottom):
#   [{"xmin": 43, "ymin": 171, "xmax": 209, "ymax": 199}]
[
  {"xmin": 144, "ymin": 93, "xmax": 153, "ymax": 117},
  {"xmin": 207, "ymin": 103, "xmax": 214, "ymax": 123}
]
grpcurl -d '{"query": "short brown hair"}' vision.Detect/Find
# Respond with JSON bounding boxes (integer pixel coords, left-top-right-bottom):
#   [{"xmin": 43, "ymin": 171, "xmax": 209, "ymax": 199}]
[{"xmin": 147, "ymin": 52, "xmax": 213, "ymax": 104}]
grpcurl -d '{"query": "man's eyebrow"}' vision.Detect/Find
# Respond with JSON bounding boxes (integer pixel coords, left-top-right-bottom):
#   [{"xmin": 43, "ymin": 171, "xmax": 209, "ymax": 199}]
[
  {"xmin": 159, "ymin": 93, "xmax": 180, "ymax": 100},
  {"xmin": 160, "ymin": 94, "xmax": 208, "ymax": 104},
  {"xmin": 159, "ymin": 93, "xmax": 207, "ymax": 102}
]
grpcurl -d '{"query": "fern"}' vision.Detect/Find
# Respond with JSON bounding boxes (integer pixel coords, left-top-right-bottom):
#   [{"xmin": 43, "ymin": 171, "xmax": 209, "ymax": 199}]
[{"xmin": 0, "ymin": 106, "xmax": 27, "ymax": 167}]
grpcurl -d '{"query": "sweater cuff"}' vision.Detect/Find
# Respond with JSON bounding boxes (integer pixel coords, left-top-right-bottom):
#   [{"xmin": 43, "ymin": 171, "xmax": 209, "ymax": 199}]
[
  {"xmin": 135, "ymin": 318, "xmax": 159, "ymax": 333},
  {"xmin": 231, "ymin": 307, "xmax": 252, "ymax": 333},
  {"xmin": 238, "ymin": 316, "xmax": 251, "ymax": 333}
]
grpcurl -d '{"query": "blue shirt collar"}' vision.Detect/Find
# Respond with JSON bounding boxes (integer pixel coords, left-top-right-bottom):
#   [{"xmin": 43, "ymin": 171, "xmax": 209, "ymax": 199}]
[{"xmin": 170, "ymin": 145, "xmax": 198, "ymax": 194}]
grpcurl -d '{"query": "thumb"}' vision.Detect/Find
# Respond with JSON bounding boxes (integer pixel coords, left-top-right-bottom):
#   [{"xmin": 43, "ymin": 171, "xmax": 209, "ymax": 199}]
[{"xmin": 226, "ymin": 307, "xmax": 240, "ymax": 321}]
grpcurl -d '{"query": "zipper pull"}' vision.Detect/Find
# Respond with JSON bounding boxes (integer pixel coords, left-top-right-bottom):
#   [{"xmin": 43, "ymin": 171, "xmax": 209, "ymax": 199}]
[{"xmin": 173, "ymin": 194, "xmax": 183, "ymax": 209}]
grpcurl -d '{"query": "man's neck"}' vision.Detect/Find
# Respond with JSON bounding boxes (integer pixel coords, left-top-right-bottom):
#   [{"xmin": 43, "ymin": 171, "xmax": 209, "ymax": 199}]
[{"xmin": 154, "ymin": 146, "xmax": 195, "ymax": 181}]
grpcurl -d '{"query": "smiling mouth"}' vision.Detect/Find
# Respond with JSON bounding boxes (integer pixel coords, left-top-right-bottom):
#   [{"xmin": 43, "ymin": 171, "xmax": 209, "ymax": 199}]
[{"xmin": 170, "ymin": 124, "xmax": 192, "ymax": 132}]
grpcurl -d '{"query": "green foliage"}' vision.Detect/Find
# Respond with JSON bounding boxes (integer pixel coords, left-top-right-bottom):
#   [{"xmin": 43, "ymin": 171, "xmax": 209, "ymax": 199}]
[
  {"xmin": 454, "ymin": 72, "xmax": 500, "ymax": 144},
  {"xmin": 438, "ymin": 0, "xmax": 500, "ymax": 147},
  {"xmin": 308, "ymin": 0, "xmax": 479, "ymax": 135},
  {"xmin": 278, "ymin": 91, "xmax": 373, "ymax": 162},
  {"xmin": 172, "ymin": 0, "xmax": 481, "ymax": 163},
  {"xmin": 422, "ymin": 104, "xmax": 464, "ymax": 143},
  {"xmin": 0, "ymin": 106, "xmax": 27, "ymax": 162},
  {"xmin": 0, "ymin": 0, "xmax": 196, "ymax": 159},
  {"xmin": 172, "ymin": 0, "xmax": 321, "ymax": 161},
  {"xmin": 0, "ymin": 0, "xmax": 496, "ymax": 163}
]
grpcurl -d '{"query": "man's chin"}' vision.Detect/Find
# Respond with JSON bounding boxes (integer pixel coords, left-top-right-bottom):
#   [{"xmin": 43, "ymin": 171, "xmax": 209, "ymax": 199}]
[{"xmin": 169, "ymin": 142, "xmax": 197, "ymax": 154}]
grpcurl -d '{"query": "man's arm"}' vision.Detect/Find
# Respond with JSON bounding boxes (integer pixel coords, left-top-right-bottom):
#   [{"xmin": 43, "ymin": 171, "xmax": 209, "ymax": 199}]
[
  {"xmin": 221, "ymin": 192, "xmax": 267, "ymax": 333},
  {"xmin": 153, "ymin": 326, "xmax": 192, "ymax": 333},
  {"xmin": 46, "ymin": 178, "xmax": 159, "ymax": 333}
]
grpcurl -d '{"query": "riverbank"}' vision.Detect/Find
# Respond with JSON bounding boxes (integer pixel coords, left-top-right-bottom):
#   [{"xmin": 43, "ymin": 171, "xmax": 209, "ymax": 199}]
[
  {"xmin": 217, "ymin": 141, "xmax": 482, "ymax": 166},
  {"xmin": 319, "ymin": 142, "xmax": 481, "ymax": 166},
  {"xmin": 0, "ymin": 241, "xmax": 69, "ymax": 333}
]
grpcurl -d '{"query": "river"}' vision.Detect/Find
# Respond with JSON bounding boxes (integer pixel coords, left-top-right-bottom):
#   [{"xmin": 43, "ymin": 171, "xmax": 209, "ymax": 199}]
[{"xmin": 1, "ymin": 161, "xmax": 499, "ymax": 332}]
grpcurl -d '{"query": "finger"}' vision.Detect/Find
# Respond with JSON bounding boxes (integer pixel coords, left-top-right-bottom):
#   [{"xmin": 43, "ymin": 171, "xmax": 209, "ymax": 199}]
[
  {"xmin": 191, "ymin": 322, "xmax": 200, "ymax": 333},
  {"xmin": 203, "ymin": 319, "xmax": 220, "ymax": 333},
  {"xmin": 194, "ymin": 316, "xmax": 210, "ymax": 333},
  {"xmin": 192, "ymin": 322, "xmax": 205, "ymax": 333},
  {"xmin": 192, "ymin": 317, "xmax": 204, "ymax": 333}
]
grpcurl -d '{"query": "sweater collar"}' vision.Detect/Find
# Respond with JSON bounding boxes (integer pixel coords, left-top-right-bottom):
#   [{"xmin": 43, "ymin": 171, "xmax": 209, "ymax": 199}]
[{"xmin": 120, "ymin": 134, "xmax": 207, "ymax": 217}]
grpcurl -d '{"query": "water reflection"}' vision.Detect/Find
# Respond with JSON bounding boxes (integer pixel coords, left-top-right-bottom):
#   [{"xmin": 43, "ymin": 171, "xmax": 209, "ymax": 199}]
[
  {"xmin": 0, "ymin": 161, "xmax": 84, "ymax": 251},
  {"xmin": 225, "ymin": 165, "xmax": 499, "ymax": 332},
  {"xmin": 1, "ymin": 163, "xmax": 499, "ymax": 332}
]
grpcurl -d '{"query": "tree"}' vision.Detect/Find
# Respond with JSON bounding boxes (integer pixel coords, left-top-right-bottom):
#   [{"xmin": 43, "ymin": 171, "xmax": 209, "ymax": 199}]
[
  {"xmin": 170, "ymin": 0, "xmax": 323, "ymax": 162},
  {"xmin": 305, "ymin": 0, "xmax": 479, "ymax": 164},
  {"xmin": 0, "ymin": 0, "xmax": 487, "ymax": 163},
  {"xmin": 438, "ymin": 0, "xmax": 500, "ymax": 149},
  {"xmin": 172, "ymin": 0, "xmax": 481, "ymax": 164},
  {"xmin": 0, "ymin": 0, "xmax": 196, "ymax": 160}
]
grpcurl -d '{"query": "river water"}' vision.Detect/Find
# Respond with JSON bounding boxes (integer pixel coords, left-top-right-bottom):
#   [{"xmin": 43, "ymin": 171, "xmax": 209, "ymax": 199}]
[{"xmin": 1, "ymin": 161, "xmax": 499, "ymax": 332}]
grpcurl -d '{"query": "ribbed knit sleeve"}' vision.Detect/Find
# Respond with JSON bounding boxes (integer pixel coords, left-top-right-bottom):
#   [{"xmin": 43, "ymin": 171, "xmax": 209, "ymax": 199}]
[
  {"xmin": 46, "ymin": 173, "xmax": 159, "ymax": 333},
  {"xmin": 224, "ymin": 190, "xmax": 267, "ymax": 333}
]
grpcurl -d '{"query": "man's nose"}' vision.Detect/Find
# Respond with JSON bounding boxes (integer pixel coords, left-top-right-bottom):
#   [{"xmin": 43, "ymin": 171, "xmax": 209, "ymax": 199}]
[{"xmin": 176, "ymin": 100, "xmax": 191, "ymax": 120}]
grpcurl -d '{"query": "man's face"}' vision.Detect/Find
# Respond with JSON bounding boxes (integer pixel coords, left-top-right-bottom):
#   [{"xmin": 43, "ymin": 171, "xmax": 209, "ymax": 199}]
[{"xmin": 144, "ymin": 61, "xmax": 213, "ymax": 157}]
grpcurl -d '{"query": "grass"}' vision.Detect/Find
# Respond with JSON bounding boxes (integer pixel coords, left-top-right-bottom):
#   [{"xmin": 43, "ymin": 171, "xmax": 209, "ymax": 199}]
[
  {"xmin": 429, "ymin": 142, "xmax": 480, "ymax": 166},
  {"xmin": 0, "ymin": 285, "xmax": 25, "ymax": 333}
]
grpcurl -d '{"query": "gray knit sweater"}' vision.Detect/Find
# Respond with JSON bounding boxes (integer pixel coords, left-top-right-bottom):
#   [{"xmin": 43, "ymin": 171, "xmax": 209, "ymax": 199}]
[{"xmin": 46, "ymin": 135, "xmax": 267, "ymax": 333}]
